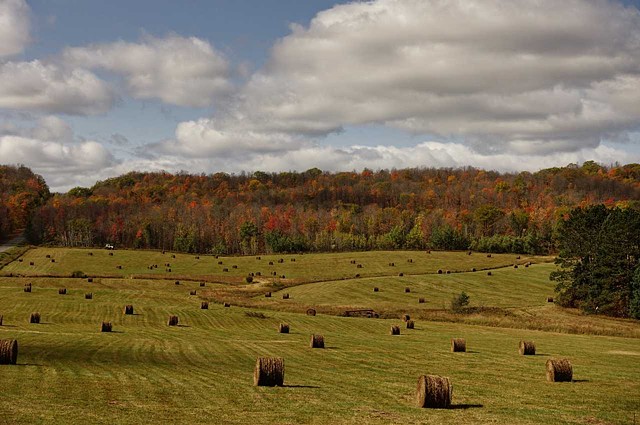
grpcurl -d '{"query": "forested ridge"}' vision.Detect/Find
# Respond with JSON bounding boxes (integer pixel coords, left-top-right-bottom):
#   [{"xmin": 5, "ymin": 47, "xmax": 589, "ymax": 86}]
[{"xmin": 19, "ymin": 161, "xmax": 640, "ymax": 255}]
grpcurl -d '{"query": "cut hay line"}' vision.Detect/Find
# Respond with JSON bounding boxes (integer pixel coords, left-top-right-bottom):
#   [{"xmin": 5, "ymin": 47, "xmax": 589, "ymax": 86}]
[
  {"xmin": 279, "ymin": 323, "xmax": 290, "ymax": 334},
  {"xmin": 310, "ymin": 334, "xmax": 325, "ymax": 348},
  {"xmin": 101, "ymin": 322, "xmax": 112, "ymax": 332},
  {"xmin": 167, "ymin": 315, "xmax": 179, "ymax": 326},
  {"xmin": 29, "ymin": 313, "xmax": 40, "ymax": 324},
  {"xmin": 390, "ymin": 325, "xmax": 400, "ymax": 335},
  {"xmin": 519, "ymin": 340, "xmax": 536, "ymax": 355},
  {"xmin": 546, "ymin": 359, "xmax": 572, "ymax": 382},
  {"xmin": 253, "ymin": 357, "xmax": 284, "ymax": 387},
  {"xmin": 416, "ymin": 375, "xmax": 452, "ymax": 409},
  {"xmin": 0, "ymin": 339, "xmax": 18, "ymax": 365},
  {"xmin": 451, "ymin": 338, "xmax": 466, "ymax": 352}
]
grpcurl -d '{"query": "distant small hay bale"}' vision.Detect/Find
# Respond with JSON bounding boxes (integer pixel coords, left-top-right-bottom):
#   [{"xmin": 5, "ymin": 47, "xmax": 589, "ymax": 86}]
[
  {"xmin": 50, "ymin": 259, "xmax": 55, "ymax": 263},
  {"xmin": 487, "ymin": 254, "xmax": 492, "ymax": 258},
  {"xmin": 467, "ymin": 251, "xmax": 472, "ymax": 256},
  {"xmin": 282, "ymin": 293, "xmax": 290, "ymax": 299},
  {"xmin": 306, "ymin": 308, "xmax": 316, "ymax": 316},
  {"xmin": 513, "ymin": 264, "xmax": 518, "ymax": 269},
  {"xmin": 390, "ymin": 325, "xmax": 400, "ymax": 335},
  {"xmin": 167, "ymin": 315, "xmax": 179, "ymax": 326},
  {"xmin": 88, "ymin": 252, "xmax": 93, "ymax": 256},
  {"xmin": 201, "ymin": 301, "xmax": 209, "ymax": 309},
  {"xmin": 0, "ymin": 339, "xmax": 18, "ymax": 365},
  {"xmin": 516, "ymin": 255, "xmax": 521, "ymax": 260},
  {"xmin": 116, "ymin": 265, "xmax": 122, "ymax": 270},
  {"xmin": 281, "ymin": 275, "xmax": 286, "ymax": 279},
  {"xmin": 232, "ymin": 265, "xmax": 238, "ymax": 269},
  {"xmin": 519, "ymin": 340, "xmax": 536, "ymax": 355},
  {"xmin": 272, "ymin": 272, "xmax": 277, "ymax": 276},
  {"xmin": 373, "ymin": 287, "xmax": 379, "ymax": 292},
  {"xmin": 279, "ymin": 323, "xmax": 290, "ymax": 333},
  {"xmin": 416, "ymin": 375, "xmax": 452, "ymax": 409},
  {"xmin": 162, "ymin": 251, "xmax": 166, "ymax": 254},
  {"xmin": 402, "ymin": 314, "xmax": 411, "ymax": 322},
  {"xmin": 310, "ymin": 334, "xmax": 325, "ymax": 348},
  {"xmin": 87, "ymin": 278, "xmax": 93, "ymax": 283},
  {"xmin": 171, "ymin": 254, "xmax": 176, "ymax": 258},
  {"xmin": 269, "ymin": 261, "xmax": 274, "ymax": 265},
  {"xmin": 419, "ymin": 297, "xmax": 425, "ymax": 303},
  {"xmin": 167, "ymin": 268, "xmax": 172, "ymax": 272},
  {"xmin": 218, "ymin": 261, "xmax": 223, "ymax": 265},
  {"xmin": 190, "ymin": 290, "xmax": 197, "ymax": 296},
  {"xmin": 124, "ymin": 305, "xmax": 134, "ymax": 315},
  {"xmin": 547, "ymin": 297, "xmax": 554, "ymax": 303},
  {"xmin": 101, "ymin": 321, "xmax": 112, "ymax": 332},
  {"xmin": 253, "ymin": 357, "xmax": 284, "ymax": 387},
  {"xmin": 224, "ymin": 303, "xmax": 231, "ymax": 308},
  {"xmin": 357, "ymin": 264, "xmax": 363, "ymax": 268},
  {"xmin": 278, "ymin": 258, "xmax": 284, "ymax": 263},
  {"xmin": 265, "ymin": 292, "xmax": 272, "ymax": 298},
  {"xmin": 23, "ymin": 284, "xmax": 32, "ymax": 293},
  {"xmin": 350, "ymin": 260, "xmax": 356, "ymax": 264},
  {"xmin": 215, "ymin": 255, "xmax": 219, "ymax": 259},
  {"xmin": 406, "ymin": 320, "xmax": 415, "ymax": 329},
  {"xmin": 437, "ymin": 269, "xmax": 443, "ymax": 274},
  {"xmin": 175, "ymin": 281, "xmax": 180, "ymax": 285},
  {"xmin": 109, "ymin": 253, "xmax": 113, "ymax": 256},
  {"xmin": 487, "ymin": 271, "xmax": 492, "ymax": 276},
  {"xmin": 58, "ymin": 288, "xmax": 67, "ymax": 295},
  {"xmin": 404, "ymin": 287, "xmax": 410, "ymax": 292},
  {"xmin": 200, "ymin": 282, "xmax": 205, "ymax": 287},
  {"xmin": 389, "ymin": 262, "xmax": 395, "ymax": 266},
  {"xmin": 256, "ymin": 272, "xmax": 261, "ymax": 276},
  {"xmin": 245, "ymin": 276, "xmax": 253, "ymax": 283},
  {"xmin": 223, "ymin": 268, "xmax": 229, "ymax": 272},
  {"xmin": 446, "ymin": 270, "xmax": 451, "ymax": 274},
  {"xmin": 472, "ymin": 268, "xmax": 476, "ymax": 272},
  {"xmin": 195, "ymin": 256, "xmax": 200, "ymax": 259},
  {"xmin": 426, "ymin": 250, "xmax": 431, "ymax": 254},
  {"xmin": 355, "ymin": 273, "xmax": 361, "ymax": 278},
  {"xmin": 29, "ymin": 313, "xmax": 40, "ymax": 324},
  {"xmin": 291, "ymin": 258, "xmax": 296, "ymax": 262},
  {"xmin": 399, "ymin": 272, "xmax": 404, "ymax": 277},
  {"xmin": 256, "ymin": 256, "xmax": 261, "ymax": 260},
  {"xmin": 546, "ymin": 359, "xmax": 573, "ymax": 382},
  {"xmin": 408, "ymin": 258, "xmax": 413, "ymax": 263},
  {"xmin": 18, "ymin": 259, "xmax": 23, "ymax": 262},
  {"xmin": 29, "ymin": 262, "xmax": 34, "ymax": 266},
  {"xmin": 46, "ymin": 254, "xmax": 51, "ymax": 258},
  {"xmin": 451, "ymin": 338, "xmax": 466, "ymax": 352},
  {"xmin": 85, "ymin": 293, "xmax": 93, "ymax": 300}
]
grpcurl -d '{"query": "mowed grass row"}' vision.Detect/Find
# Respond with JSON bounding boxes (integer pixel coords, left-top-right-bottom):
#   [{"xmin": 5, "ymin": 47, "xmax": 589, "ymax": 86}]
[
  {"xmin": 261, "ymin": 263, "xmax": 556, "ymax": 311},
  {"xmin": 2, "ymin": 247, "xmax": 546, "ymax": 283},
  {"xmin": 0, "ymin": 276, "xmax": 639, "ymax": 424}
]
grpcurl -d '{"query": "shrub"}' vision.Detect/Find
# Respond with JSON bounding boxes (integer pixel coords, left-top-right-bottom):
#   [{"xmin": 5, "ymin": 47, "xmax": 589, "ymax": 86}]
[
  {"xmin": 451, "ymin": 291, "xmax": 470, "ymax": 312},
  {"xmin": 71, "ymin": 270, "xmax": 86, "ymax": 278}
]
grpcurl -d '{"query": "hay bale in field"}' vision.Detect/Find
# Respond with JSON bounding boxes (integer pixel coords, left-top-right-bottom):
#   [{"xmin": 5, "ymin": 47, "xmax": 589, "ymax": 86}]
[
  {"xmin": 58, "ymin": 288, "xmax": 67, "ymax": 295},
  {"xmin": 245, "ymin": 276, "xmax": 254, "ymax": 283},
  {"xmin": 29, "ymin": 262, "xmax": 34, "ymax": 266},
  {"xmin": 88, "ymin": 252, "xmax": 93, "ymax": 256},
  {"xmin": 399, "ymin": 272, "xmax": 404, "ymax": 277},
  {"xmin": 224, "ymin": 303, "xmax": 231, "ymax": 308},
  {"xmin": 167, "ymin": 268, "xmax": 172, "ymax": 272},
  {"xmin": 167, "ymin": 315, "xmax": 179, "ymax": 326},
  {"xmin": 546, "ymin": 359, "xmax": 572, "ymax": 382},
  {"xmin": 357, "ymin": 264, "xmax": 363, "ymax": 268},
  {"xmin": 404, "ymin": 287, "xmax": 410, "ymax": 292},
  {"xmin": 85, "ymin": 293, "xmax": 93, "ymax": 300},
  {"xmin": 547, "ymin": 297, "xmax": 554, "ymax": 303},
  {"xmin": 487, "ymin": 271, "xmax": 492, "ymax": 276},
  {"xmin": 124, "ymin": 305, "xmax": 134, "ymax": 315},
  {"xmin": 281, "ymin": 275, "xmax": 286, "ymax": 279},
  {"xmin": 437, "ymin": 269, "xmax": 443, "ymax": 274},
  {"xmin": 201, "ymin": 301, "xmax": 209, "ymax": 309},
  {"xmin": 256, "ymin": 256, "xmax": 261, "ymax": 260},
  {"xmin": 467, "ymin": 251, "xmax": 472, "ymax": 256},
  {"xmin": 0, "ymin": 339, "xmax": 18, "ymax": 365},
  {"xmin": 282, "ymin": 293, "xmax": 289, "ymax": 299},
  {"xmin": 223, "ymin": 268, "xmax": 229, "ymax": 272},
  {"xmin": 519, "ymin": 340, "xmax": 536, "ymax": 355},
  {"xmin": 278, "ymin": 258, "xmax": 284, "ymax": 263},
  {"xmin": 310, "ymin": 334, "xmax": 325, "ymax": 348},
  {"xmin": 389, "ymin": 262, "xmax": 395, "ymax": 266},
  {"xmin": 87, "ymin": 278, "xmax": 93, "ymax": 283},
  {"xmin": 101, "ymin": 322, "xmax": 112, "ymax": 332},
  {"xmin": 218, "ymin": 261, "xmax": 223, "ymax": 265},
  {"xmin": 175, "ymin": 281, "xmax": 180, "ymax": 285},
  {"xmin": 253, "ymin": 357, "xmax": 285, "ymax": 387},
  {"xmin": 195, "ymin": 256, "xmax": 200, "ymax": 260},
  {"xmin": 306, "ymin": 308, "xmax": 316, "ymax": 316},
  {"xmin": 291, "ymin": 258, "xmax": 296, "ymax": 262},
  {"xmin": 29, "ymin": 313, "xmax": 40, "ymax": 324},
  {"xmin": 190, "ymin": 290, "xmax": 197, "ymax": 296},
  {"xmin": 269, "ymin": 261, "xmax": 274, "ymax": 265},
  {"xmin": 373, "ymin": 287, "xmax": 379, "ymax": 292},
  {"xmin": 402, "ymin": 314, "xmax": 411, "ymax": 322},
  {"xmin": 350, "ymin": 260, "xmax": 356, "ymax": 264},
  {"xmin": 406, "ymin": 320, "xmax": 415, "ymax": 329},
  {"xmin": 51, "ymin": 259, "xmax": 55, "ymax": 263},
  {"xmin": 116, "ymin": 265, "xmax": 122, "ymax": 270},
  {"xmin": 18, "ymin": 259, "xmax": 23, "ymax": 262},
  {"xmin": 451, "ymin": 338, "xmax": 466, "ymax": 352},
  {"xmin": 109, "ymin": 253, "xmax": 113, "ymax": 256},
  {"xmin": 416, "ymin": 375, "xmax": 452, "ymax": 409},
  {"xmin": 256, "ymin": 272, "xmax": 262, "ymax": 276},
  {"xmin": 513, "ymin": 264, "xmax": 518, "ymax": 269},
  {"xmin": 516, "ymin": 255, "xmax": 521, "ymax": 260},
  {"xmin": 446, "ymin": 270, "xmax": 451, "ymax": 274},
  {"xmin": 232, "ymin": 265, "xmax": 238, "ymax": 269},
  {"xmin": 265, "ymin": 292, "xmax": 272, "ymax": 298},
  {"xmin": 390, "ymin": 325, "xmax": 401, "ymax": 335},
  {"xmin": 46, "ymin": 254, "xmax": 51, "ymax": 258},
  {"xmin": 472, "ymin": 268, "xmax": 476, "ymax": 272},
  {"xmin": 426, "ymin": 250, "xmax": 431, "ymax": 254},
  {"xmin": 419, "ymin": 297, "xmax": 425, "ymax": 303},
  {"xmin": 172, "ymin": 254, "xmax": 176, "ymax": 258},
  {"xmin": 355, "ymin": 273, "xmax": 360, "ymax": 278},
  {"xmin": 23, "ymin": 283, "xmax": 31, "ymax": 293},
  {"xmin": 279, "ymin": 323, "xmax": 289, "ymax": 333},
  {"xmin": 200, "ymin": 282, "xmax": 205, "ymax": 287},
  {"xmin": 487, "ymin": 254, "xmax": 492, "ymax": 258},
  {"xmin": 408, "ymin": 258, "xmax": 413, "ymax": 263}
]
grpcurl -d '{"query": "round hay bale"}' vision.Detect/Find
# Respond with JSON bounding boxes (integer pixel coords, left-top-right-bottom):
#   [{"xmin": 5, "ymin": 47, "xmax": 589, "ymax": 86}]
[
  {"xmin": 29, "ymin": 312, "xmax": 40, "ymax": 324},
  {"xmin": 446, "ymin": 270, "xmax": 451, "ymax": 274},
  {"xmin": 245, "ymin": 276, "xmax": 253, "ymax": 283},
  {"xmin": 426, "ymin": 250, "xmax": 431, "ymax": 254},
  {"xmin": 253, "ymin": 357, "xmax": 284, "ymax": 387},
  {"xmin": 224, "ymin": 303, "xmax": 231, "ymax": 308},
  {"xmin": 467, "ymin": 251, "xmax": 472, "ymax": 256},
  {"xmin": 232, "ymin": 265, "xmax": 238, "ymax": 269},
  {"xmin": 282, "ymin": 293, "xmax": 289, "ymax": 300},
  {"xmin": 355, "ymin": 273, "xmax": 360, "ymax": 278},
  {"xmin": 109, "ymin": 253, "xmax": 113, "ymax": 256},
  {"xmin": 256, "ymin": 272, "xmax": 262, "ymax": 276},
  {"xmin": 88, "ymin": 252, "xmax": 93, "ymax": 256},
  {"xmin": 223, "ymin": 268, "xmax": 229, "ymax": 272},
  {"xmin": 279, "ymin": 323, "xmax": 289, "ymax": 333},
  {"xmin": 451, "ymin": 338, "xmax": 466, "ymax": 352},
  {"xmin": 101, "ymin": 322, "xmax": 112, "ymax": 332},
  {"xmin": 373, "ymin": 287, "xmax": 379, "ymax": 292},
  {"xmin": 350, "ymin": 260, "xmax": 356, "ymax": 264},
  {"xmin": 167, "ymin": 268, "xmax": 172, "ymax": 272},
  {"xmin": 200, "ymin": 282, "xmax": 205, "ymax": 287},
  {"xmin": 487, "ymin": 271, "xmax": 492, "ymax": 276},
  {"xmin": 172, "ymin": 254, "xmax": 176, "ymax": 259},
  {"xmin": 18, "ymin": 259, "xmax": 23, "ymax": 262},
  {"xmin": 437, "ymin": 269, "xmax": 443, "ymax": 274},
  {"xmin": 306, "ymin": 308, "xmax": 316, "ymax": 316},
  {"xmin": 281, "ymin": 275, "xmax": 286, "ymax": 279},
  {"xmin": 124, "ymin": 305, "xmax": 134, "ymax": 315},
  {"xmin": 416, "ymin": 375, "xmax": 452, "ymax": 409},
  {"xmin": 116, "ymin": 265, "xmax": 122, "ymax": 270},
  {"xmin": 29, "ymin": 262, "xmax": 34, "ymax": 266},
  {"xmin": 278, "ymin": 258, "xmax": 284, "ymax": 264},
  {"xmin": 51, "ymin": 259, "xmax": 55, "ymax": 263},
  {"xmin": 87, "ymin": 278, "xmax": 93, "ymax": 283},
  {"xmin": 487, "ymin": 253, "xmax": 492, "ymax": 258},
  {"xmin": 390, "ymin": 325, "xmax": 401, "ymax": 335},
  {"xmin": 310, "ymin": 334, "xmax": 325, "ymax": 348},
  {"xmin": 399, "ymin": 272, "xmax": 404, "ymax": 277},
  {"xmin": 389, "ymin": 262, "xmax": 395, "ymax": 266},
  {"xmin": 167, "ymin": 315, "xmax": 179, "ymax": 326},
  {"xmin": 514, "ymin": 264, "xmax": 518, "ymax": 269},
  {"xmin": 269, "ymin": 261, "xmax": 274, "ymax": 265},
  {"xmin": 516, "ymin": 255, "xmax": 521, "ymax": 259},
  {"xmin": 472, "ymin": 268, "xmax": 476, "ymax": 272},
  {"xmin": 58, "ymin": 288, "xmax": 67, "ymax": 295},
  {"xmin": 547, "ymin": 297, "xmax": 554, "ymax": 303},
  {"xmin": 85, "ymin": 293, "xmax": 93, "ymax": 300},
  {"xmin": 418, "ymin": 297, "xmax": 425, "ymax": 303},
  {"xmin": 546, "ymin": 359, "xmax": 572, "ymax": 382},
  {"xmin": 218, "ymin": 261, "xmax": 223, "ymax": 265},
  {"xmin": 357, "ymin": 264, "xmax": 363, "ymax": 268},
  {"xmin": 0, "ymin": 339, "xmax": 18, "ymax": 365},
  {"xmin": 46, "ymin": 254, "xmax": 51, "ymax": 258},
  {"xmin": 404, "ymin": 287, "xmax": 410, "ymax": 293},
  {"xmin": 519, "ymin": 340, "xmax": 536, "ymax": 355},
  {"xmin": 402, "ymin": 314, "xmax": 411, "ymax": 322},
  {"xmin": 190, "ymin": 290, "xmax": 197, "ymax": 296},
  {"xmin": 265, "ymin": 292, "xmax": 272, "ymax": 298},
  {"xmin": 408, "ymin": 258, "xmax": 413, "ymax": 263},
  {"xmin": 195, "ymin": 256, "xmax": 200, "ymax": 260},
  {"xmin": 291, "ymin": 258, "xmax": 296, "ymax": 262},
  {"xmin": 175, "ymin": 281, "xmax": 180, "ymax": 285},
  {"xmin": 201, "ymin": 301, "xmax": 209, "ymax": 309},
  {"xmin": 23, "ymin": 284, "xmax": 31, "ymax": 293},
  {"xmin": 256, "ymin": 256, "xmax": 261, "ymax": 260},
  {"xmin": 406, "ymin": 320, "xmax": 415, "ymax": 329}
]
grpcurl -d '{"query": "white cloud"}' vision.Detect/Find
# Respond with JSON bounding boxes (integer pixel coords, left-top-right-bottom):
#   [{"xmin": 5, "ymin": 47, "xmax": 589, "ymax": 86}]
[
  {"xmin": 0, "ymin": 60, "xmax": 115, "ymax": 114},
  {"xmin": 0, "ymin": 0, "xmax": 30, "ymax": 58},
  {"xmin": 63, "ymin": 34, "xmax": 232, "ymax": 107}
]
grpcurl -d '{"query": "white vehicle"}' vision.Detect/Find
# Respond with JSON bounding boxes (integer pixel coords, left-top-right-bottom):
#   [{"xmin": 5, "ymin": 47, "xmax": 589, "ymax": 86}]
[{"xmin": 105, "ymin": 244, "xmax": 115, "ymax": 250}]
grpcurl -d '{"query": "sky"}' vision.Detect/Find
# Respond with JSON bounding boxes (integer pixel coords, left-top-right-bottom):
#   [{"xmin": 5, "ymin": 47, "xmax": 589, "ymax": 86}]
[{"xmin": 1, "ymin": 0, "xmax": 640, "ymax": 192}]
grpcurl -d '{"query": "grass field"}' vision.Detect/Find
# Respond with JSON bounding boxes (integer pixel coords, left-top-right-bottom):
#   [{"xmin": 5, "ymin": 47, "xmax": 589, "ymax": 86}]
[{"xmin": 0, "ymin": 248, "xmax": 639, "ymax": 424}]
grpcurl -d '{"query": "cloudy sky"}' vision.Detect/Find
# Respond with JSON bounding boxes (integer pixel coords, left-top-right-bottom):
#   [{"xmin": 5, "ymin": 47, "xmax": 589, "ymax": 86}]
[{"xmin": 1, "ymin": 0, "xmax": 640, "ymax": 191}]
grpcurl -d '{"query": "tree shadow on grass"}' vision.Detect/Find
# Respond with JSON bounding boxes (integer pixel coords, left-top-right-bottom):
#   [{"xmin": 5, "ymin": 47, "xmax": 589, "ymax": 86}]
[
  {"xmin": 572, "ymin": 379, "xmax": 590, "ymax": 383},
  {"xmin": 282, "ymin": 384, "xmax": 320, "ymax": 389},
  {"xmin": 450, "ymin": 404, "xmax": 483, "ymax": 410},
  {"xmin": 0, "ymin": 324, "xmax": 17, "ymax": 327},
  {"xmin": 534, "ymin": 353, "xmax": 551, "ymax": 356},
  {"xmin": 176, "ymin": 324, "xmax": 190, "ymax": 328}
]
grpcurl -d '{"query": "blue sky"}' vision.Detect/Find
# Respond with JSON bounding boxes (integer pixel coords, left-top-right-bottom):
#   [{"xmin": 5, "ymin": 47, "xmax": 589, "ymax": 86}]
[{"xmin": 1, "ymin": 0, "xmax": 640, "ymax": 191}]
